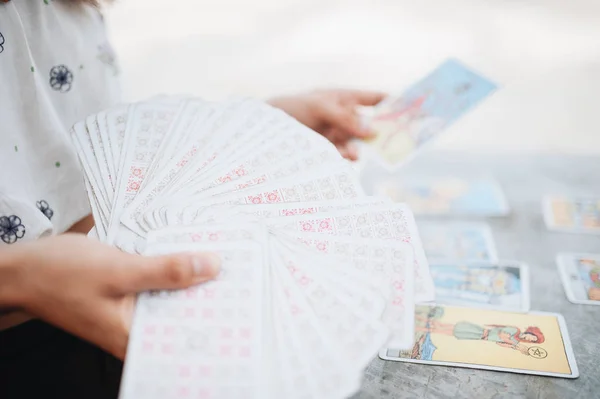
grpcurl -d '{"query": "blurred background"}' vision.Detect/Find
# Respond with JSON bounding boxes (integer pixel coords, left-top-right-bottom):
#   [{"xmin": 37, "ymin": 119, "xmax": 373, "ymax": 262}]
[{"xmin": 105, "ymin": 0, "xmax": 600, "ymax": 154}]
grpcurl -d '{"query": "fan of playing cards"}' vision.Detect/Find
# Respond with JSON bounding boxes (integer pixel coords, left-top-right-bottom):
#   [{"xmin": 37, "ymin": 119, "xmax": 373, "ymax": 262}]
[{"xmin": 71, "ymin": 96, "xmax": 434, "ymax": 399}]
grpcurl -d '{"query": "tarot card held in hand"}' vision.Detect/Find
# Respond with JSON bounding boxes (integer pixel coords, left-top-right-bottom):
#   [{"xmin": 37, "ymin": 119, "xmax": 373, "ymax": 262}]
[
  {"xmin": 381, "ymin": 305, "xmax": 578, "ymax": 378},
  {"xmin": 557, "ymin": 253, "xmax": 600, "ymax": 305},
  {"xmin": 363, "ymin": 59, "xmax": 497, "ymax": 167},
  {"xmin": 543, "ymin": 196, "xmax": 600, "ymax": 234},
  {"xmin": 430, "ymin": 261, "xmax": 530, "ymax": 311},
  {"xmin": 419, "ymin": 222, "xmax": 498, "ymax": 261},
  {"xmin": 373, "ymin": 177, "xmax": 509, "ymax": 216}
]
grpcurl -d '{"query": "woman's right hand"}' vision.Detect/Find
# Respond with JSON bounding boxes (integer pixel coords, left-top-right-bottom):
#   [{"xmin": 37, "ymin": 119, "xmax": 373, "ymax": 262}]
[{"xmin": 4, "ymin": 233, "xmax": 221, "ymax": 359}]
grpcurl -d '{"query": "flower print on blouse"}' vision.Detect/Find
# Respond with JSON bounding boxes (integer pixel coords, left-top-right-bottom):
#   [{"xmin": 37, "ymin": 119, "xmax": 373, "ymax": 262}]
[
  {"xmin": 36, "ymin": 200, "xmax": 54, "ymax": 220},
  {"xmin": 49, "ymin": 64, "xmax": 73, "ymax": 92},
  {"xmin": 0, "ymin": 215, "xmax": 25, "ymax": 244}
]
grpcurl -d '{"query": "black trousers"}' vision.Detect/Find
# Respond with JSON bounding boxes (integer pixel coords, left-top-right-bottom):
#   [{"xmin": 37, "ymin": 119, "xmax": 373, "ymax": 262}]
[{"xmin": 0, "ymin": 320, "xmax": 123, "ymax": 399}]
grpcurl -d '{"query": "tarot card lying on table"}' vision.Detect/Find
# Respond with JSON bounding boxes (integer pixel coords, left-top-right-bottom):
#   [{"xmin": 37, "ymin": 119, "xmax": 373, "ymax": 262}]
[
  {"xmin": 373, "ymin": 176, "xmax": 510, "ymax": 216},
  {"xmin": 557, "ymin": 253, "xmax": 600, "ymax": 305},
  {"xmin": 418, "ymin": 222, "xmax": 498, "ymax": 262},
  {"xmin": 429, "ymin": 261, "xmax": 530, "ymax": 311},
  {"xmin": 543, "ymin": 196, "xmax": 600, "ymax": 234},
  {"xmin": 380, "ymin": 305, "xmax": 578, "ymax": 378},
  {"xmin": 70, "ymin": 96, "xmax": 434, "ymax": 399}
]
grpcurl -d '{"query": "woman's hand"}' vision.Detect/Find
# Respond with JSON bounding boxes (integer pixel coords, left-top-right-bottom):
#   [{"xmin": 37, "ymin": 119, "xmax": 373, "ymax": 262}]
[
  {"xmin": 269, "ymin": 89, "xmax": 385, "ymax": 160},
  {"xmin": 5, "ymin": 233, "xmax": 220, "ymax": 359}
]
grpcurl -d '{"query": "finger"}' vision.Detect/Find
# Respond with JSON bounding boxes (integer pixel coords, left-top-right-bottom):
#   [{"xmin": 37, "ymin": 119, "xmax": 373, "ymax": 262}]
[
  {"xmin": 327, "ymin": 127, "xmax": 361, "ymax": 161},
  {"xmin": 114, "ymin": 252, "xmax": 221, "ymax": 293},
  {"xmin": 335, "ymin": 142, "xmax": 359, "ymax": 161},
  {"xmin": 335, "ymin": 144, "xmax": 351, "ymax": 160},
  {"xmin": 322, "ymin": 127, "xmax": 355, "ymax": 159},
  {"xmin": 322, "ymin": 126, "xmax": 346, "ymax": 145},
  {"xmin": 317, "ymin": 104, "xmax": 372, "ymax": 139},
  {"xmin": 343, "ymin": 90, "xmax": 387, "ymax": 106},
  {"xmin": 344, "ymin": 141, "xmax": 359, "ymax": 161}
]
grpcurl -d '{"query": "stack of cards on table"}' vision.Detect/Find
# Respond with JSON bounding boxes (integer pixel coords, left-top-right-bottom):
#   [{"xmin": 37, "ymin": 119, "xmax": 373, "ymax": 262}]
[
  {"xmin": 544, "ymin": 197, "xmax": 600, "ymax": 306},
  {"xmin": 71, "ymin": 96, "xmax": 435, "ymax": 399},
  {"xmin": 380, "ymin": 220, "xmax": 579, "ymax": 378}
]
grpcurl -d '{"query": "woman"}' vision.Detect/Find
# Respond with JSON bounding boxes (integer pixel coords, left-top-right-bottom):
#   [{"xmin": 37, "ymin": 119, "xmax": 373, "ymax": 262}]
[{"xmin": 0, "ymin": 1, "xmax": 383, "ymax": 397}]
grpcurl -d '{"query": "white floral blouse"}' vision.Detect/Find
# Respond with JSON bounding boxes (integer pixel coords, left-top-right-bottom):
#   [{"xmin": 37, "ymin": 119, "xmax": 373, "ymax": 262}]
[{"xmin": 0, "ymin": 0, "xmax": 120, "ymax": 246}]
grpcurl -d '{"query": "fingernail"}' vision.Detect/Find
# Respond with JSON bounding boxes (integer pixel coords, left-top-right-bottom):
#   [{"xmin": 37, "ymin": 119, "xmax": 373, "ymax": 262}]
[
  {"xmin": 362, "ymin": 132, "xmax": 377, "ymax": 142},
  {"xmin": 192, "ymin": 253, "xmax": 221, "ymax": 276}
]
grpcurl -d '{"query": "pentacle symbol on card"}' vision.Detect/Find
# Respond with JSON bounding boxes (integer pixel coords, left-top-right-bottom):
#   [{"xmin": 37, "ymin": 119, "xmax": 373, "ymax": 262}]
[{"xmin": 528, "ymin": 346, "xmax": 548, "ymax": 359}]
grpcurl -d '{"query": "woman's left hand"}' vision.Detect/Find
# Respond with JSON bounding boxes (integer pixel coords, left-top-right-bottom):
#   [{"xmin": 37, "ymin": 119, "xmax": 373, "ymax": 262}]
[
  {"xmin": 9, "ymin": 234, "xmax": 221, "ymax": 359},
  {"xmin": 269, "ymin": 89, "xmax": 385, "ymax": 160}
]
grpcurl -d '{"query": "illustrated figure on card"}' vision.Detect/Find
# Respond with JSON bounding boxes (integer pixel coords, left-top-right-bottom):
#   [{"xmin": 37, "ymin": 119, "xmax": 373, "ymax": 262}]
[{"xmin": 416, "ymin": 316, "xmax": 544, "ymax": 356}]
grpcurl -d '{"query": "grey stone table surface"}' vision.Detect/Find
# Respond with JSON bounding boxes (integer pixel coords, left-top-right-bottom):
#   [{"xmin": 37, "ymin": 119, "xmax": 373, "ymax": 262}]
[{"xmin": 355, "ymin": 152, "xmax": 600, "ymax": 399}]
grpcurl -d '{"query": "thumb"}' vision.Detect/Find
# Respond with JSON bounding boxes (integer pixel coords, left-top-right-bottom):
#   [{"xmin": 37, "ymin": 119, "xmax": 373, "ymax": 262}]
[
  {"xmin": 114, "ymin": 252, "xmax": 221, "ymax": 294},
  {"xmin": 345, "ymin": 90, "xmax": 387, "ymax": 106}
]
